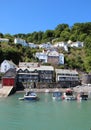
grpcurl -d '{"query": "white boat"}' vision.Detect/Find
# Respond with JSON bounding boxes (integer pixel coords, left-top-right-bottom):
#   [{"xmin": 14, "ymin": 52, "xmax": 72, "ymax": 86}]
[
  {"xmin": 52, "ymin": 91, "xmax": 62, "ymax": 100},
  {"xmin": 62, "ymin": 89, "xmax": 76, "ymax": 100},
  {"xmin": 24, "ymin": 91, "xmax": 39, "ymax": 100},
  {"xmin": 19, "ymin": 91, "xmax": 39, "ymax": 101}
]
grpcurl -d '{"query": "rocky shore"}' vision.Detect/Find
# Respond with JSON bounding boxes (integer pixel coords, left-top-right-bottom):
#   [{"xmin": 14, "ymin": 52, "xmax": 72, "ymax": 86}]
[{"xmin": 73, "ymin": 84, "xmax": 91, "ymax": 93}]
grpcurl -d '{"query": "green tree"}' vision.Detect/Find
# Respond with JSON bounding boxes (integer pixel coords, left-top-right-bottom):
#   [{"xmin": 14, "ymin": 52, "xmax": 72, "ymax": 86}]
[
  {"xmin": 84, "ymin": 36, "xmax": 91, "ymax": 49},
  {"xmin": 0, "ymin": 33, "xmax": 4, "ymax": 38},
  {"xmin": 60, "ymin": 31, "xmax": 70, "ymax": 41},
  {"xmin": 70, "ymin": 34, "xmax": 77, "ymax": 42},
  {"xmin": 84, "ymin": 56, "xmax": 91, "ymax": 72},
  {"xmin": 78, "ymin": 33, "xmax": 87, "ymax": 41},
  {"xmin": 54, "ymin": 30, "xmax": 61, "ymax": 38},
  {"xmin": 42, "ymin": 30, "xmax": 54, "ymax": 42},
  {"xmin": 55, "ymin": 24, "xmax": 69, "ymax": 32},
  {"xmin": 4, "ymin": 33, "xmax": 14, "ymax": 42}
]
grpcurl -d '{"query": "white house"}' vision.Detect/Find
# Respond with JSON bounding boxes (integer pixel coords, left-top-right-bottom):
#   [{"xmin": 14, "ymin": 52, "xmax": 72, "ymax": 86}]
[
  {"xmin": 55, "ymin": 69, "xmax": 79, "ymax": 82},
  {"xmin": 59, "ymin": 53, "xmax": 64, "ymax": 64},
  {"xmin": 39, "ymin": 42, "xmax": 53, "ymax": 49},
  {"xmin": 14, "ymin": 38, "xmax": 28, "ymax": 46},
  {"xmin": 28, "ymin": 42, "xmax": 38, "ymax": 48},
  {"xmin": 35, "ymin": 51, "xmax": 48, "ymax": 63},
  {"xmin": 0, "ymin": 38, "xmax": 9, "ymax": 42},
  {"xmin": 70, "ymin": 41, "xmax": 84, "ymax": 48},
  {"xmin": 47, "ymin": 50, "xmax": 64, "ymax": 65},
  {"xmin": 0, "ymin": 60, "xmax": 17, "ymax": 73},
  {"xmin": 48, "ymin": 50, "xmax": 59, "ymax": 57},
  {"xmin": 53, "ymin": 42, "xmax": 68, "ymax": 51},
  {"xmin": 35, "ymin": 49, "xmax": 64, "ymax": 65},
  {"xmin": 53, "ymin": 42, "xmax": 66, "ymax": 47}
]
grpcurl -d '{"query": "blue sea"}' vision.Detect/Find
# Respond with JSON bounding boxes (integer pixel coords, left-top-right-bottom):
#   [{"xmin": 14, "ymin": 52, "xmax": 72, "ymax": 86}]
[{"xmin": 0, "ymin": 92, "xmax": 91, "ymax": 130}]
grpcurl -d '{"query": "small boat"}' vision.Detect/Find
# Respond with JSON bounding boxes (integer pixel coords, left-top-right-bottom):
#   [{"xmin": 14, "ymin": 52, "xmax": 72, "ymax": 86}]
[
  {"xmin": 19, "ymin": 91, "xmax": 39, "ymax": 101},
  {"xmin": 52, "ymin": 91, "xmax": 62, "ymax": 100},
  {"xmin": 24, "ymin": 91, "xmax": 39, "ymax": 100},
  {"xmin": 62, "ymin": 88, "xmax": 76, "ymax": 101},
  {"xmin": 77, "ymin": 92, "xmax": 88, "ymax": 101}
]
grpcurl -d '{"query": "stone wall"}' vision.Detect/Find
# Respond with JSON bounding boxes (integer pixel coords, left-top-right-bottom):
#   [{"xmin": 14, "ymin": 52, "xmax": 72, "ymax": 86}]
[
  {"xmin": 81, "ymin": 74, "xmax": 91, "ymax": 84},
  {"xmin": 34, "ymin": 81, "xmax": 80, "ymax": 88}
]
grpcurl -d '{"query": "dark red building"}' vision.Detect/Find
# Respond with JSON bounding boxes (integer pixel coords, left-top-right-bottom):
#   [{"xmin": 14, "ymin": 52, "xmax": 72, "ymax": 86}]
[{"xmin": 2, "ymin": 68, "xmax": 17, "ymax": 87}]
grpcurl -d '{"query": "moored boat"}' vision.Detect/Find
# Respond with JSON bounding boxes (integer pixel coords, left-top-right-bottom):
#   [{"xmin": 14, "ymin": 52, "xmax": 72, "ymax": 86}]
[
  {"xmin": 19, "ymin": 91, "xmax": 39, "ymax": 101},
  {"xmin": 52, "ymin": 91, "xmax": 62, "ymax": 100},
  {"xmin": 62, "ymin": 88, "xmax": 76, "ymax": 100},
  {"xmin": 24, "ymin": 91, "xmax": 39, "ymax": 100},
  {"xmin": 77, "ymin": 92, "xmax": 88, "ymax": 101}
]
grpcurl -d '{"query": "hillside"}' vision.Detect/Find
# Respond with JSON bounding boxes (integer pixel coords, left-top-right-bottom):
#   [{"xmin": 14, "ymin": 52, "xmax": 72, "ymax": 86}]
[{"xmin": 0, "ymin": 22, "xmax": 91, "ymax": 72}]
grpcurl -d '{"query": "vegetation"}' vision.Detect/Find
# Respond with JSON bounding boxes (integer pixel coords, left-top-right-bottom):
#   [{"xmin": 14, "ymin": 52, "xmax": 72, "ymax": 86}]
[{"xmin": 0, "ymin": 22, "xmax": 91, "ymax": 72}]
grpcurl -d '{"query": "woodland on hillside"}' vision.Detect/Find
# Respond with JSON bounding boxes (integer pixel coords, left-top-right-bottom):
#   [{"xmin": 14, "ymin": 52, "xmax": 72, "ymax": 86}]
[{"xmin": 0, "ymin": 22, "xmax": 91, "ymax": 72}]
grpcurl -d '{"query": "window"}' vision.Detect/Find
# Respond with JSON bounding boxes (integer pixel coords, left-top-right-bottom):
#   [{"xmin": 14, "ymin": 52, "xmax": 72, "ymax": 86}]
[{"xmin": 4, "ymin": 65, "xmax": 7, "ymax": 72}]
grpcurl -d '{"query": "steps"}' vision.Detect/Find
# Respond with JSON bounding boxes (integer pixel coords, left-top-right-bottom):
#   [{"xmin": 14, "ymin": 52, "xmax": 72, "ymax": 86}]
[{"xmin": 0, "ymin": 86, "xmax": 13, "ymax": 97}]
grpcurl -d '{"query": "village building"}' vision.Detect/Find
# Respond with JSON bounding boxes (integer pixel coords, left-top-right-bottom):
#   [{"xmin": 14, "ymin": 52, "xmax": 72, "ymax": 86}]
[
  {"xmin": 0, "ymin": 60, "xmax": 17, "ymax": 73},
  {"xmin": 59, "ymin": 53, "xmax": 64, "ymax": 64},
  {"xmin": 0, "ymin": 60, "xmax": 81, "ymax": 89},
  {"xmin": 17, "ymin": 64, "xmax": 54, "ymax": 89},
  {"xmin": 38, "ymin": 42, "xmax": 53, "ymax": 49},
  {"xmin": 14, "ymin": 38, "xmax": 28, "ymax": 46},
  {"xmin": 35, "ymin": 50, "xmax": 64, "ymax": 65},
  {"xmin": 47, "ymin": 50, "xmax": 64, "ymax": 65},
  {"xmin": 53, "ymin": 42, "xmax": 68, "ymax": 52},
  {"xmin": 35, "ymin": 50, "xmax": 48, "ymax": 63},
  {"xmin": 2, "ymin": 68, "xmax": 17, "ymax": 88},
  {"xmin": 0, "ymin": 38, "xmax": 9, "ymax": 42},
  {"xmin": 55, "ymin": 69, "xmax": 80, "ymax": 87},
  {"xmin": 17, "ymin": 67, "xmax": 39, "ymax": 84},
  {"xmin": 28, "ymin": 42, "xmax": 38, "ymax": 48},
  {"xmin": 69, "ymin": 41, "xmax": 84, "ymax": 48},
  {"xmin": 36, "ymin": 65, "xmax": 54, "ymax": 83}
]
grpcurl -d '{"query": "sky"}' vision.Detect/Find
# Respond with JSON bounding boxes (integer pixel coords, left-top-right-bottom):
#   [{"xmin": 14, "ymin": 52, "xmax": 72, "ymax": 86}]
[{"xmin": 0, "ymin": 0, "xmax": 91, "ymax": 34}]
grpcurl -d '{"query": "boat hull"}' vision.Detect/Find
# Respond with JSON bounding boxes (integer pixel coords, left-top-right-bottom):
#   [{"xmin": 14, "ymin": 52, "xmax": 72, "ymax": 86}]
[
  {"xmin": 24, "ymin": 96, "xmax": 38, "ymax": 101},
  {"xmin": 64, "ymin": 96, "xmax": 76, "ymax": 101},
  {"xmin": 52, "ymin": 97, "xmax": 62, "ymax": 100},
  {"xmin": 19, "ymin": 91, "xmax": 39, "ymax": 101}
]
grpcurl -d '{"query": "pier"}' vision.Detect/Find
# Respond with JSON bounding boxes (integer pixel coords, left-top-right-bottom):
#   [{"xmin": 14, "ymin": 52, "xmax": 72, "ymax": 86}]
[{"xmin": 0, "ymin": 86, "xmax": 13, "ymax": 97}]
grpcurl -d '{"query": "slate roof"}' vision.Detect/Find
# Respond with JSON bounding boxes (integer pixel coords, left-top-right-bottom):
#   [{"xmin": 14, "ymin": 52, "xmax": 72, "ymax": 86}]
[{"xmin": 3, "ymin": 68, "xmax": 17, "ymax": 78}]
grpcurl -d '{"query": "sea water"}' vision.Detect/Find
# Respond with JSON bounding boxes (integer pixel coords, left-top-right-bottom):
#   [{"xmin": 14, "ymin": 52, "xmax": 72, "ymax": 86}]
[{"xmin": 0, "ymin": 92, "xmax": 91, "ymax": 130}]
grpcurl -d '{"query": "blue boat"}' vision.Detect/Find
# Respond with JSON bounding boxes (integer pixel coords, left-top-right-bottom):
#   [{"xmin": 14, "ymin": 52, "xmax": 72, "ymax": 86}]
[
  {"xmin": 19, "ymin": 91, "xmax": 39, "ymax": 101},
  {"xmin": 52, "ymin": 91, "xmax": 62, "ymax": 100},
  {"xmin": 24, "ymin": 91, "xmax": 38, "ymax": 100}
]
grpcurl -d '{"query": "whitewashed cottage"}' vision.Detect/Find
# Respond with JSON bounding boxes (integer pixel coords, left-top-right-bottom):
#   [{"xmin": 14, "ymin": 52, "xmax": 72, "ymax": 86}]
[
  {"xmin": 28, "ymin": 42, "xmax": 38, "ymax": 48},
  {"xmin": 0, "ymin": 60, "xmax": 17, "ymax": 73},
  {"xmin": 14, "ymin": 38, "xmax": 28, "ymax": 46},
  {"xmin": 35, "ymin": 50, "xmax": 48, "ymax": 63},
  {"xmin": 70, "ymin": 41, "xmax": 84, "ymax": 48},
  {"xmin": 54, "ymin": 42, "xmax": 68, "ymax": 52}
]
